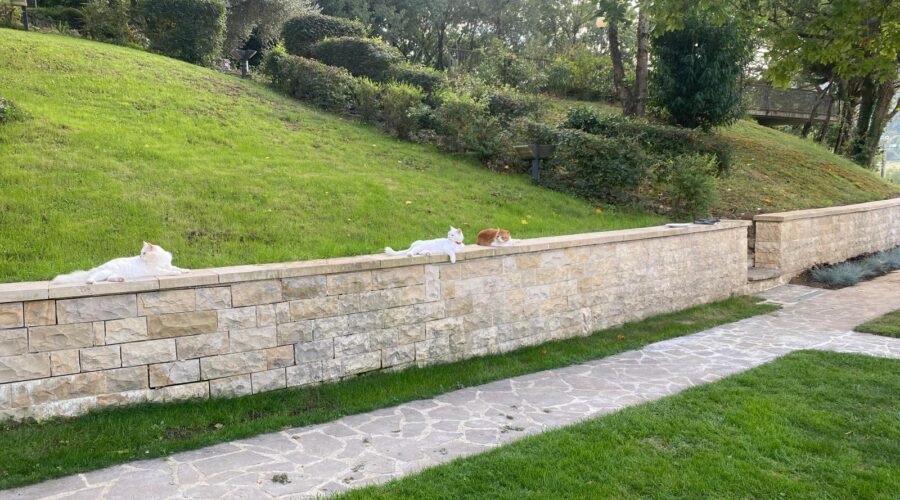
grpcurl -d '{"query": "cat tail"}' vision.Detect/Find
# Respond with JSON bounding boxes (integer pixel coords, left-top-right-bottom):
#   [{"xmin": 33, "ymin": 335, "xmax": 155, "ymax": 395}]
[
  {"xmin": 384, "ymin": 247, "xmax": 408, "ymax": 256},
  {"xmin": 51, "ymin": 270, "xmax": 91, "ymax": 284}
]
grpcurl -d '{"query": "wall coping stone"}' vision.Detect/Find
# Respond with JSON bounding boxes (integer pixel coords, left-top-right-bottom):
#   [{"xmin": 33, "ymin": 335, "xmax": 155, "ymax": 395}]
[
  {"xmin": 753, "ymin": 197, "xmax": 900, "ymax": 222},
  {"xmin": 0, "ymin": 221, "xmax": 750, "ymax": 304}
]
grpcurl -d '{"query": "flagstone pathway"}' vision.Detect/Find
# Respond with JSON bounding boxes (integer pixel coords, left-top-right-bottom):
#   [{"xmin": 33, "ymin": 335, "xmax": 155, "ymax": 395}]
[{"xmin": 7, "ymin": 272, "xmax": 900, "ymax": 499}]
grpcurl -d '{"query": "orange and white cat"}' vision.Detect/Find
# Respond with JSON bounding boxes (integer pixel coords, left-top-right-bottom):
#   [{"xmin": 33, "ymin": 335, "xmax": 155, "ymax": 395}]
[{"xmin": 476, "ymin": 228, "xmax": 515, "ymax": 246}]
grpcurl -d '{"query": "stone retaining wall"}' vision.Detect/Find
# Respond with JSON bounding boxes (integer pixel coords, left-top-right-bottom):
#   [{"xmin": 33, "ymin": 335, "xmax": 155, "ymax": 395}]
[
  {"xmin": 0, "ymin": 222, "xmax": 749, "ymax": 421},
  {"xmin": 754, "ymin": 198, "xmax": 900, "ymax": 274}
]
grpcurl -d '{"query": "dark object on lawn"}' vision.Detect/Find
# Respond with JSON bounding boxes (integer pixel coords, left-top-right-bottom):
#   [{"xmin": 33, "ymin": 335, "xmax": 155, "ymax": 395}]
[
  {"xmin": 693, "ymin": 218, "xmax": 719, "ymax": 225},
  {"xmin": 515, "ymin": 144, "xmax": 556, "ymax": 184},
  {"xmin": 10, "ymin": 0, "xmax": 36, "ymax": 31},
  {"xmin": 231, "ymin": 49, "xmax": 257, "ymax": 78}
]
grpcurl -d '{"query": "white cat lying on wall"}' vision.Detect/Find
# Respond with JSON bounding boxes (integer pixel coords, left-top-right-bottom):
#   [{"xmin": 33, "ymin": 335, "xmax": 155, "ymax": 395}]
[
  {"xmin": 52, "ymin": 242, "xmax": 190, "ymax": 284},
  {"xmin": 385, "ymin": 226, "xmax": 465, "ymax": 263}
]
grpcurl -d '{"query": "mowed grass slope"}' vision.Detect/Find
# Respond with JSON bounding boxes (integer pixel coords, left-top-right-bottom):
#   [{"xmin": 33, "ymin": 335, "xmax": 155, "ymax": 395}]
[
  {"xmin": 716, "ymin": 121, "xmax": 899, "ymax": 217},
  {"xmin": 0, "ymin": 29, "xmax": 662, "ymax": 282}
]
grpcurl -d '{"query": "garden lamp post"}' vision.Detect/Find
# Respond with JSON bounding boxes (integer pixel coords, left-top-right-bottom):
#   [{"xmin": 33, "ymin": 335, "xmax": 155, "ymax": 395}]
[
  {"xmin": 10, "ymin": 0, "xmax": 35, "ymax": 32},
  {"xmin": 231, "ymin": 49, "xmax": 257, "ymax": 78}
]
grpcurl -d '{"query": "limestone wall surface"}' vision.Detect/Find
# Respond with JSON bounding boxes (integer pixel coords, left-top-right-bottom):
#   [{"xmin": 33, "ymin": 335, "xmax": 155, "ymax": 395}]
[
  {"xmin": 0, "ymin": 222, "xmax": 749, "ymax": 421},
  {"xmin": 754, "ymin": 198, "xmax": 900, "ymax": 274}
]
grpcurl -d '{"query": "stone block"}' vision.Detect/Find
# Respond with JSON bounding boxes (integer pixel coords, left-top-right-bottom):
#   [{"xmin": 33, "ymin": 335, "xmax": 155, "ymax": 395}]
[
  {"xmin": 24, "ymin": 300, "xmax": 56, "ymax": 327},
  {"xmin": 92, "ymin": 322, "xmax": 105, "ymax": 345},
  {"xmin": 275, "ymin": 303, "xmax": 291, "ymax": 324},
  {"xmin": 232, "ymin": 280, "xmax": 283, "ymax": 307},
  {"xmin": 0, "ymin": 328, "xmax": 28, "ymax": 357},
  {"xmin": 372, "ymin": 266, "xmax": 425, "ymax": 289},
  {"xmin": 29, "ymin": 323, "xmax": 95, "ymax": 352},
  {"xmin": 342, "ymin": 351, "xmax": 381, "ymax": 375},
  {"xmin": 334, "ymin": 332, "xmax": 372, "ymax": 356},
  {"xmin": 394, "ymin": 324, "xmax": 426, "ymax": 345},
  {"xmin": 104, "ymin": 317, "xmax": 148, "ymax": 344},
  {"xmin": 200, "ymin": 351, "xmax": 266, "ymax": 380},
  {"xmin": 359, "ymin": 286, "xmax": 424, "ymax": 311},
  {"xmin": 56, "ymin": 295, "xmax": 136, "ymax": 324},
  {"xmin": 149, "ymin": 360, "xmax": 201, "ymax": 388},
  {"xmin": 105, "ymin": 366, "xmax": 148, "ymax": 392},
  {"xmin": 80, "ymin": 345, "xmax": 121, "ymax": 372},
  {"xmin": 426, "ymin": 317, "xmax": 465, "ymax": 338},
  {"xmin": 251, "ymin": 368, "xmax": 286, "ymax": 394},
  {"xmin": 282, "ymin": 276, "xmax": 326, "ymax": 301},
  {"xmin": 382, "ymin": 344, "xmax": 415, "ymax": 367},
  {"xmin": 195, "ymin": 287, "xmax": 232, "ymax": 310},
  {"xmin": 265, "ymin": 345, "xmax": 294, "ymax": 369},
  {"xmin": 314, "ymin": 316, "xmax": 349, "ymax": 340},
  {"xmin": 148, "ymin": 311, "xmax": 218, "ymax": 339},
  {"xmin": 347, "ymin": 311, "xmax": 383, "ymax": 332},
  {"xmin": 149, "ymin": 381, "xmax": 209, "ymax": 403},
  {"xmin": 285, "ymin": 361, "xmax": 323, "ymax": 388},
  {"xmin": 0, "ymin": 303, "xmax": 24, "ymax": 329},
  {"xmin": 382, "ymin": 302, "xmax": 445, "ymax": 328},
  {"xmin": 176, "ymin": 331, "xmax": 229, "ymax": 360},
  {"xmin": 257, "ymin": 304, "xmax": 276, "ymax": 327},
  {"xmin": 294, "ymin": 338, "xmax": 333, "ymax": 363},
  {"xmin": 50, "ymin": 349, "xmax": 81, "ymax": 376},
  {"xmin": 209, "ymin": 374, "xmax": 252, "ymax": 398},
  {"xmin": 229, "ymin": 326, "xmax": 277, "ymax": 353},
  {"xmin": 289, "ymin": 295, "xmax": 359, "ymax": 321},
  {"xmin": 0, "ymin": 353, "xmax": 51, "ymax": 383},
  {"xmin": 276, "ymin": 321, "xmax": 313, "ymax": 345},
  {"xmin": 327, "ymin": 271, "xmax": 373, "ymax": 296},
  {"xmin": 121, "ymin": 339, "xmax": 176, "ymax": 367},
  {"xmin": 137, "ymin": 290, "xmax": 195, "ymax": 315},
  {"xmin": 0, "ymin": 282, "xmax": 49, "ymax": 303},
  {"xmin": 217, "ymin": 307, "xmax": 257, "ymax": 331},
  {"xmin": 14, "ymin": 370, "xmax": 104, "ymax": 406}
]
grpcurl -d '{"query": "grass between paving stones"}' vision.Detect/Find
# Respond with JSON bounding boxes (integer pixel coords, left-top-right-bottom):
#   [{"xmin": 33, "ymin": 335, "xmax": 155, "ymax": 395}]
[
  {"xmin": 855, "ymin": 309, "xmax": 900, "ymax": 338},
  {"xmin": 344, "ymin": 351, "xmax": 900, "ymax": 499},
  {"xmin": 0, "ymin": 296, "xmax": 776, "ymax": 490}
]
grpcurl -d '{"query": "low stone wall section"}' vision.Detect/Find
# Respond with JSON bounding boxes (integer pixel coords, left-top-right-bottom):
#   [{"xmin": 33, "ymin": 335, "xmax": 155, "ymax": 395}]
[
  {"xmin": 0, "ymin": 221, "xmax": 749, "ymax": 421},
  {"xmin": 754, "ymin": 198, "xmax": 900, "ymax": 275}
]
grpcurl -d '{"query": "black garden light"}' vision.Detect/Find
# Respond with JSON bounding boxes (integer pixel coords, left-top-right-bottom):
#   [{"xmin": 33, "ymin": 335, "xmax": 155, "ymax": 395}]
[
  {"xmin": 514, "ymin": 144, "xmax": 556, "ymax": 184},
  {"xmin": 231, "ymin": 49, "xmax": 257, "ymax": 78},
  {"xmin": 10, "ymin": 0, "xmax": 36, "ymax": 32}
]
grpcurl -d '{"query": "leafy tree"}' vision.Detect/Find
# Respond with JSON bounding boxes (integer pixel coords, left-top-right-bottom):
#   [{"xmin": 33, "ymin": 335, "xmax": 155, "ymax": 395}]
[
  {"xmin": 224, "ymin": 0, "xmax": 317, "ymax": 53},
  {"xmin": 650, "ymin": 16, "xmax": 752, "ymax": 129}
]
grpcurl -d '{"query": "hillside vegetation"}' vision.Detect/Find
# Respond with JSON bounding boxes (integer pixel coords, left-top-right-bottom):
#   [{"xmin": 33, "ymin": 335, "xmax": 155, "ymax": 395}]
[{"xmin": 0, "ymin": 30, "xmax": 660, "ymax": 282}]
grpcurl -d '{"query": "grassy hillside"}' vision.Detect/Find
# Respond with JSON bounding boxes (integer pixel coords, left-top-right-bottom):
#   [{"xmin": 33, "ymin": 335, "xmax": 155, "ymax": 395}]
[
  {"xmin": 717, "ymin": 121, "xmax": 898, "ymax": 217},
  {"xmin": 546, "ymin": 101, "xmax": 898, "ymax": 218},
  {"xmin": 0, "ymin": 30, "xmax": 661, "ymax": 282}
]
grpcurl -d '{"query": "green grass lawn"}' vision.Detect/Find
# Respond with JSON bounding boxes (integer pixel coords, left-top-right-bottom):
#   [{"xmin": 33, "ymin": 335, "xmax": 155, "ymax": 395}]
[
  {"xmin": 855, "ymin": 309, "xmax": 900, "ymax": 338},
  {"xmin": 0, "ymin": 296, "xmax": 775, "ymax": 490},
  {"xmin": 344, "ymin": 351, "xmax": 900, "ymax": 499},
  {"xmin": 0, "ymin": 29, "xmax": 663, "ymax": 283}
]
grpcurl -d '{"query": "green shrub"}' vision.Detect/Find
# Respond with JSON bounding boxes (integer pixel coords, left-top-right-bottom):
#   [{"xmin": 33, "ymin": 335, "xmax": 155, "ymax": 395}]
[
  {"xmin": 544, "ymin": 51, "xmax": 615, "ymax": 100},
  {"xmin": 543, "ymin": 128, "xmax": 647, "ymax": 203},
  {"xmin": 308, "ymin": 36, "xmax": 403, "ymax": 81},
  {"xmin": 30, "ymin": 6, "xmax": 85, "ymax": 29},
  {"xmin": 432, "ymin": 90, "xmax": 501, "ymax": 158},
  {"xmin": 263, "ymin": 51, "xmax": 355, "ymax": 112},
  {"xmin": 0, "ymin": 4, "xmax": 22, "ymax": 29},
  {"xmin": 389, "ymin": 63, "xmax": 445, "ymax": 93},
  {"xmin": 651, "ymin": 17, "xmax": 751, "ymax": 130},
  {"xmin": 82, "ymin": 0, "xmax": 136, "ymax": 45},
  {"xmin": 0, "ymin": 97, "xmax": 24, "ymax": 124},
  {"xmin": 380, "ymin": 82, "xmax": 424, "ymax": 139},
  {"xmin": 486, "ymin": 89, "xmax": 541, "ymax": 120},
  {"xmin": 563, "ymin": 106, "xmax": 732, "ymax": 174},
  {"xmin": 136, "ymin": 0, "xmax": 226, "ymax": 66},
  {"xmin": 352, "ymin": 77, "xmax": 381, "ymax": 121},
  {"xmin": 281, "ymin": 13, "xmax": 365, "ymax": 56},
  {"xmin": 664, "ymin": 154, "xmax": 718, "ymax": 217}
]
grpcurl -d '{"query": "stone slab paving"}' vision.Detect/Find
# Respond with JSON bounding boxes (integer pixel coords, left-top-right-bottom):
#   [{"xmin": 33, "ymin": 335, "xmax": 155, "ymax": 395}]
[{"xmin": 7, "ymin": 272, "xmax": 900, "ymax": 500}]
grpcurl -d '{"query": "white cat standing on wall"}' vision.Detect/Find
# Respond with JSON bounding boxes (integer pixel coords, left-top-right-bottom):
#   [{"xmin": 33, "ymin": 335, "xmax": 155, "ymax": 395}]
[
  {"xmin": 385, "ymin": 227, "xmax": 465, "ymax": 263},
  {"xmin": 52, "ymin": 242, "xmax": 190, "ymax": 284}
]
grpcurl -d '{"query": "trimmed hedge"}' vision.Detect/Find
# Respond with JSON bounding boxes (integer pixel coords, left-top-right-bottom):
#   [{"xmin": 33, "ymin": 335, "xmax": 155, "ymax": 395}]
[
  {"xmin": 563, "ymin": 106, "xmax": 732, "ymax": 174},
  {"xmin": 136, "ymin": 0, "xmax": 226, "ymax": 66},
  {"xmin": 543, "ymin": 128, "xmax": 647, "ymax": 203},
  {"xmin": 380, "ymin": 82, "xmax": 425, "ymax": 139},
  {"xmin": 263, "ymin": 51, "xmax": 355, "ymax": 112},
  {"xmin": 486, "ymin": 89, "xmax": 540, "ymax": 119},
  {"xmin": 308, "ymin": 36, "xmax": 403, "ymax": 81},
  {"xmin": 282, "ymin": 13, "xmax": 366, "ymax": 56},
  {"xmin": 29, "ymin": 6, "xmax": 85, "ymax": 29},
  {"xmin": 389, "ymin": 63, "xmax": 445, "ymax": 93}
]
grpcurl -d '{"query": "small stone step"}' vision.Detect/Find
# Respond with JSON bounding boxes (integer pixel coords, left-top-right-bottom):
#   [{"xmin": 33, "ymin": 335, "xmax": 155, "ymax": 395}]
[{"xmin": 747, "ymin": 267, "xmax": 782, "ymax": 282}]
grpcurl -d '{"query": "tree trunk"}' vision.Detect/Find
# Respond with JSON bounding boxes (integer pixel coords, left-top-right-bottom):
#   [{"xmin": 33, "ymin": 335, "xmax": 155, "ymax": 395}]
[
  {"xmin": 435, "ymin": 23, "xmax": 446, "ymax": 70},
  {"xmin": 816, "ymin": 87, "xmax": 835, "ymax": 144},
  {"xmin": 854, "ymin": 76, "xmax": 876, "ymax": 139},
  {"xmin": 860, "ymin": 78, "xmax": 896, "ymax": 168},
  {"xmin": 607, "ymin": 19, "xmax": 634, "ymax": 114},
  {"xmin": 801, "ymin": 79, "xmax": 831, "ymax": 138},
  {"xmin": 633, "ymin": 9, "xmax": 650, "ymax": 116}
]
